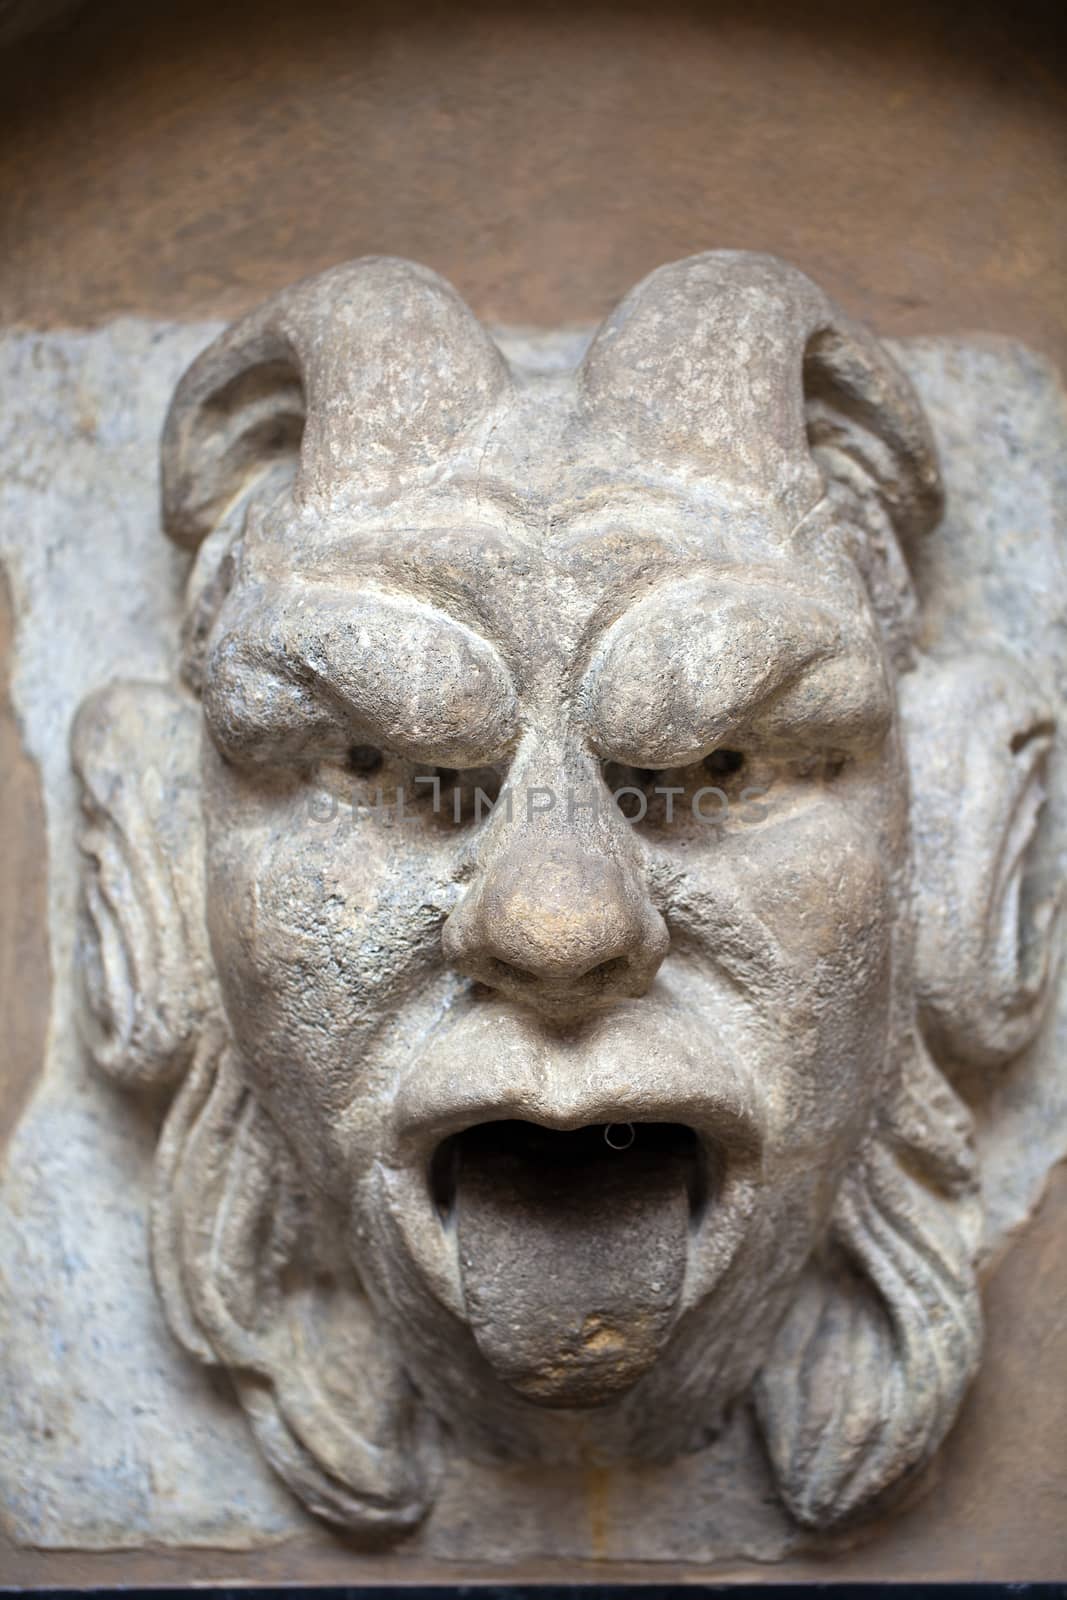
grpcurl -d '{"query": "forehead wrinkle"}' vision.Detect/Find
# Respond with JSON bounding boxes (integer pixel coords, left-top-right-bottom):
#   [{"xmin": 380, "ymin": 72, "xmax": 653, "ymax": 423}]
[
  {"xmin": 243, "ymin": 473, "xmax": 866, "ymax": 716},
  {"xmin": 574, "ymin": 548, "xmax": 859, "ymax": 669},
  {"xmin": 243, "ymin": 550, "xmax": 537, "ymax": 698},
  {"xmin": 578, "ymin": 562, "xmax": 874, "ymax": 726}
]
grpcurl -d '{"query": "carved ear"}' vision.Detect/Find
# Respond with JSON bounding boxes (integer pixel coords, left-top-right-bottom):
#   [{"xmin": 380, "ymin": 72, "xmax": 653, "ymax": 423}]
[
  {"xmin": 756, "ymin": 1035, "xmax": 981, "ymax": 1527},
  {"xmin": 901, "ymin": 653, "xmax": 1059, "ymax": 1073},
  {"xmin": 152, "ymin": 1037, "xmax": 436, "ymax": 1535},
  {"xmin": 161, "ymin": 255, "xmax": 510, "ymax": 552},
  {"xmin": 71, "ymin": 680, "xmax": 218, "ymax": 1089},
  {"xmin": 579, "ymin": 249, "xmax": 942, "ymax": 558}
]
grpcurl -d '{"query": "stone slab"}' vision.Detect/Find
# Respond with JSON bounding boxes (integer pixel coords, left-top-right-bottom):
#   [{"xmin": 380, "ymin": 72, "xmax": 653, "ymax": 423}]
[{"xmin": 0, "ymin": 319, "xmax": 1064, "ymax": 1569}]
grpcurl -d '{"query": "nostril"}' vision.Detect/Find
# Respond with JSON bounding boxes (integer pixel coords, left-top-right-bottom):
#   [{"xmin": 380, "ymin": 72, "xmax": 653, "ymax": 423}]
[
  {"xmin": 582, "ymin": 956, "xmax": 630, "ymax": 986},
  {"xmin": 485, "ymin": 957, "xmax": 535, "ymax": 988},
  {"xmin": 485, "ymin": 954, "xmax": 631, "ymax": 990}
]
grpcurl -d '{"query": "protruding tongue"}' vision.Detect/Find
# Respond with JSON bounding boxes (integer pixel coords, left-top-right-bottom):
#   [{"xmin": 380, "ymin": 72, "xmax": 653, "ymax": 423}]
[{"xmin": 454, "ymin": 1122, "xmax": 692, "ymax": 1407}]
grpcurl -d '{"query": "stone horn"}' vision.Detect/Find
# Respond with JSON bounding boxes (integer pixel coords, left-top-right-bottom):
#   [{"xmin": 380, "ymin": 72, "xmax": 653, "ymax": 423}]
[
  {"xmin": 580, "ymin": 250, "xmax": 943, "ymax": 553},
  {"xmin": 161, "ymin": 255, "xmax": 511, "ymax": 551}
]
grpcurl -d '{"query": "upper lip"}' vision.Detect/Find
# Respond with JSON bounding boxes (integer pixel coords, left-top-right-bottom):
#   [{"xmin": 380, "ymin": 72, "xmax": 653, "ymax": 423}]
[{"xmin": 388, "ymin": 998, "xmax": 765, "ymax": 1173}]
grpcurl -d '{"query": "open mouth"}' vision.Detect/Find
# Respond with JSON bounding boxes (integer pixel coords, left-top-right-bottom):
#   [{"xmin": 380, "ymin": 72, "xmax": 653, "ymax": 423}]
[{"xmin": 429, "ymin": 1120, "xmax": 710, "ymax": 1408}]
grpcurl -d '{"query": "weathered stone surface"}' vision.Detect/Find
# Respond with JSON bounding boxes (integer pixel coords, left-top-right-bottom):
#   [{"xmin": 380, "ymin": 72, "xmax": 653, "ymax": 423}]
[
  {"xmin": 0, "ymin": 260, "xmax": 1064, "ymax": 1561},
  {"xmin": 0, "ymin": 320, "xmax": 306, "ymax": 1549}
]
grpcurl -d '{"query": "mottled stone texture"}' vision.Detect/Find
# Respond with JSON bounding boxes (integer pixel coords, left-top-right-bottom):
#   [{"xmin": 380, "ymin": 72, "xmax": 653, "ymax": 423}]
[{"xmin": 0, "ymin": 256, "xmax": 1064, "ymax": 1567}]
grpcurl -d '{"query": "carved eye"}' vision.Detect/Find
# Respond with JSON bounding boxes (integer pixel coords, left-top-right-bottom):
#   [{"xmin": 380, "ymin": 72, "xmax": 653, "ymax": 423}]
[
  {"xmin": 430, "ymin": 764, "xmax": 505, "ymax": 826},
  {"xmin": 346, "ymin": 744, "xmax": 384, "ymax": 775},
  {"xmin": 614, "ymin": 784, "xmax": 654, "ymax": 821},
  {"xmin": 703, "ymin": 749, "xmax": 745, "ymax": 779},
  {"xmin": 600, "ymin": 762, "xmax": 659, "ymax": 817}
]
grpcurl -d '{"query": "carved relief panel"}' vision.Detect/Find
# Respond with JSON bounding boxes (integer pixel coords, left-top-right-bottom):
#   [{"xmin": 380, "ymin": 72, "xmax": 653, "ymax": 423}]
[{"xmin": 1, "ymin": 251, "xmax": 1064, "ymax": 1567}]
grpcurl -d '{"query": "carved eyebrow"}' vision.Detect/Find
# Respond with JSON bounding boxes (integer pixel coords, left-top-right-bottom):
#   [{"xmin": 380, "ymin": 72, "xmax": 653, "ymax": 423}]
[
  {"xmin": 585, "ymin": 575, "xmax": 890, "ymax": 766},
  {"xmin": 203, "ymin": 582, "xmax": 519, "ymax": 768}
]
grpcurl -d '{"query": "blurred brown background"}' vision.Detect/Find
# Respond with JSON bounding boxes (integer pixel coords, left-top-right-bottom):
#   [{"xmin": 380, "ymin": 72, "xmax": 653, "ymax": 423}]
[
  {"xmin": 1, "ymin": 0, "xmax": 1065, "ymax": 1581},
  {"xmin": 0, "ymin": 0, "xmax": 1064, "ymax": 362}
]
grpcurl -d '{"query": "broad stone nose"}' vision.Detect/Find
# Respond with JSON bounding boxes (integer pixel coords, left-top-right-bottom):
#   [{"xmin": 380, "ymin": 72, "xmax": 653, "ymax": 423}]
[{"xmin": 443, "ymin": 840, "xmax": 669, "ymax": 1015}]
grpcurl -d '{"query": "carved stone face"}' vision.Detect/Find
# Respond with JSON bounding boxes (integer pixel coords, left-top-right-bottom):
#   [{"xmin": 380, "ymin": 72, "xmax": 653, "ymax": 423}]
[
  {"xmin": 71, "ymin": 252, "xmax": 1058, "ymax": 1537},
  {"xmin": 200, "ymin": 416, "xmax": 905, "ymax": 1449}
]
